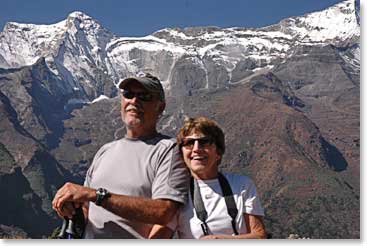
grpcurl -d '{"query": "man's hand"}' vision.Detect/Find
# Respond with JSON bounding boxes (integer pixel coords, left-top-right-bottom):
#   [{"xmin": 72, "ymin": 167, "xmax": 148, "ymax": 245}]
[
  {"xmin": 55, "ymin": 201, "xmax": 77, "ymax": 219},
  {"xmin": 52, "ymin": 182, "xmax": 95, "ymax": 218}
]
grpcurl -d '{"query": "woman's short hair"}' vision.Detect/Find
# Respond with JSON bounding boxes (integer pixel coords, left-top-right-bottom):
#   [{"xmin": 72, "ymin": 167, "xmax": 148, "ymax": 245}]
[{"xmin": 177, "ymin": 117, "xmax": 225, "ymax": 157}]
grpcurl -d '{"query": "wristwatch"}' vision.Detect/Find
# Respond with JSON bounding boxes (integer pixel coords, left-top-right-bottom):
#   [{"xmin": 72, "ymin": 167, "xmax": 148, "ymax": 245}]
[{"xmin": 95, "ymin": 188, "xmax": 110, "ymax": 206}]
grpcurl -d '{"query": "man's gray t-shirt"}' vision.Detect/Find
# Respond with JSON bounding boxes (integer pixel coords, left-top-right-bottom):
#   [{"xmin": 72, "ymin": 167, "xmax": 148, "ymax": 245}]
[{"xmin": 83, "ymin": 134, "xmax": 189, "ymax": 238}]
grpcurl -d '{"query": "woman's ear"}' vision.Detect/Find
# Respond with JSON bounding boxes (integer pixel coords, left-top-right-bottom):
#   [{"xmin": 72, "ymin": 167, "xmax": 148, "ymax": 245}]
[
  {"xmin": 215, "ymin": 149, "xmax": 222, "ymax": 165},
  {"xmin": 215, "ymin": 148, "xmax": 221, "ymax": 160}
]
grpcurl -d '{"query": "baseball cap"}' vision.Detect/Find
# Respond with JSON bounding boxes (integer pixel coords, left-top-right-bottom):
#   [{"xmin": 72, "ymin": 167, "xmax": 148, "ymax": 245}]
[{"xmin": 118, "ymin": 73, "xmax": 165, "ymax": 101}]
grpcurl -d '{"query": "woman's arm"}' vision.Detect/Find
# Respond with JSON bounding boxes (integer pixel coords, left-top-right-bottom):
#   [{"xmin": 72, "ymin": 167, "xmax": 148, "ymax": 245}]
[
  {"xmin": 200, "ymin": 213, "xmax": 266, "ymax": 239},
  {"xmin": 149, "ymin": 224, "xmax": 175, "ymax": 239}
]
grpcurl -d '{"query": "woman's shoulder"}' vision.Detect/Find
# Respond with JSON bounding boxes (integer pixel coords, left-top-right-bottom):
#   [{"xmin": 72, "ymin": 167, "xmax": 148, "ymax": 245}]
[
  {"xmin": 221, "ymin": 172, "xmax": 256, "ymax": 192},
  {"xmin": 222, "ymin": 172, "xmax": 253, "ymax": 183}
]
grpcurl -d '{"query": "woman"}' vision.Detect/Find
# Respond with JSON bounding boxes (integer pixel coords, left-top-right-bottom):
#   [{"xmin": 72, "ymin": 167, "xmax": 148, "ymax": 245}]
[{"xmin": 149, "ymin": 117, "xmax": 266, "ymax": 239}]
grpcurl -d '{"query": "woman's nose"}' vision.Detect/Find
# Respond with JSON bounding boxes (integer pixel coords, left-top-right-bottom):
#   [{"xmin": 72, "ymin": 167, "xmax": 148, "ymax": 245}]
[{"xmin": 192, "ymin": 140, "xmax": 201, "ymax": 151}]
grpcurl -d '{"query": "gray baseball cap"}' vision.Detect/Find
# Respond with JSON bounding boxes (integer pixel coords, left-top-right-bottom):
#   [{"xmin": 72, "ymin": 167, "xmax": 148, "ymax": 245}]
[{"xmin": 118, "ymin": 73, "xmax": 165, "ymax": 101}]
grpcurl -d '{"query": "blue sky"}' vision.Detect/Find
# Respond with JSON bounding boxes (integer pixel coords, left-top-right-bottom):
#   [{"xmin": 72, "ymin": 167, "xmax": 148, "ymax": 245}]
[{"xmin": 1, "ymin": 0, "xmax": 344, "ymax": 37}]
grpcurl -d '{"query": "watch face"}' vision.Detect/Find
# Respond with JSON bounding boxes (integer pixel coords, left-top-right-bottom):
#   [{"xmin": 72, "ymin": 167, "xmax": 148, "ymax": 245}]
[{"xmin": 96, "ymin": 188, "xmax": 108, "ymax": 206}]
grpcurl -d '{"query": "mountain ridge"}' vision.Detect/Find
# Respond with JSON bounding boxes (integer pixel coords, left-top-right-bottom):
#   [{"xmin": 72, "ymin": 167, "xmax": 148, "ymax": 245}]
[{"xmin": 0, "ymin": 0, "xmax": 359, "ymax": 100}]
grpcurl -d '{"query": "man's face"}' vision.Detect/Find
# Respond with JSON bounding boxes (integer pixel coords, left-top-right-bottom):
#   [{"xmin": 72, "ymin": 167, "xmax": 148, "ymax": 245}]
[{"xmin": 121, "ymin": 81, "xmax": 165, "ymax": 134}]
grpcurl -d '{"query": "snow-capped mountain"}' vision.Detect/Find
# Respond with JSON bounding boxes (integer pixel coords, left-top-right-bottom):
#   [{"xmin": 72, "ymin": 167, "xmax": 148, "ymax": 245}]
[
  {"xmin": 269, "ymin": 0, "xmax": 359, "ymax": 43},
  {"xmin": 0, "ymin": 0, "xmax": 359, "ymax": 100}
]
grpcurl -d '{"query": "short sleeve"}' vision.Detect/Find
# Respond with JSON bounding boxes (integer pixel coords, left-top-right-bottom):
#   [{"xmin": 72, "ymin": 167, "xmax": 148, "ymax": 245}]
[
  {"xmin": 83, "ymin": 143, "xmax": 111, "ymax": 188},
  {"xmin": 84, "ymin": 167, "xmax": 92, "ymax": 187},
  {"xmin": 151, "ymin": 143, "xmax": 190, "ymax": 204},
  {"xmin": 241, "ymin": 178, "xmax": 265, "ymax": 216}
]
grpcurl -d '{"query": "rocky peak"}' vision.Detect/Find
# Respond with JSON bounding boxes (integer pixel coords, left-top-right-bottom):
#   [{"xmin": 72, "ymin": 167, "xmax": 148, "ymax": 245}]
[
  {"xmin": 182, "ymin": 26, "xmax": 222, "ymax": 36},
  {"xmin": 272, "ymin": 0, "xmax": 359, "ymax": 44},
  {"xmin": 67, "ymin": 11, "xmax": 93, "ymax": 21},
  {"xmin": 65, "ymin": 11, "xmax": 114, "ymax": 40},
  {"xmin": 0, "ymin": 19, "xmax": 66, "ymax": 68}
]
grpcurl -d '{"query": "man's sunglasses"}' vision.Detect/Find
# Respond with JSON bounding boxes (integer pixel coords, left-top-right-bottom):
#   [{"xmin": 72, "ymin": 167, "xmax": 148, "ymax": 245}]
[
  {"xmin": 121, "ymin": 89, "xmax": 154, "ymax": 102},
  {"xmin": 181, "ymin": 137, "xmax": 214, "ymax": 149}
]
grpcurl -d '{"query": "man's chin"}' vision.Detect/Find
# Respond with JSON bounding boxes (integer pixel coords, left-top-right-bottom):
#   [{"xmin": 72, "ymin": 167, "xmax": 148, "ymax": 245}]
[{"xmin": 125, "ymin": 119, "xmax": 143, "ymax": 129}]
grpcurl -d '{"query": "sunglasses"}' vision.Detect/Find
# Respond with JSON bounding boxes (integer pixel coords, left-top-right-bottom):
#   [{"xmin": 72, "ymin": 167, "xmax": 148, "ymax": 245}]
[
  {"xmin": 121, "ymin": 89, "xmax": 154, "ymax": 102},
  {"xmin": 181, "ymin": 137, "xmax": 214, "ymax": 149}
]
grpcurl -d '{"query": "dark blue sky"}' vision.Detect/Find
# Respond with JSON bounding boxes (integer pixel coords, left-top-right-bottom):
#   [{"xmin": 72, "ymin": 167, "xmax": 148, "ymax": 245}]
[{"xmin": 1, "ymin": 0, "xmax": 343, "ymax": 37}]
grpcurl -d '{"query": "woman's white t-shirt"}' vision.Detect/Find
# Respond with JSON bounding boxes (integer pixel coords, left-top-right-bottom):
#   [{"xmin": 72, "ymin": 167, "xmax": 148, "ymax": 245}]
[{"xmin": 168, "ymin": 173, "xmax": 265, "ymax": 239}]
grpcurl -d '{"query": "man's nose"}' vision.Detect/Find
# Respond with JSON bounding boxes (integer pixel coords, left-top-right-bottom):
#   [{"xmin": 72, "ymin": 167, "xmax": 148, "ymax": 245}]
[
  {"xmin": 126, "ymin": 95, "xmax": 139, "ymax": 104},
  {"xmin": 123, "ymin": 96, "xmax": 142, "ymax": 110}
]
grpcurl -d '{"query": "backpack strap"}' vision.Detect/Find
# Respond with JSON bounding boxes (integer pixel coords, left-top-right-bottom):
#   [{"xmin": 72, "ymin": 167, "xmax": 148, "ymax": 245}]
[
  {"xmin": 190, "ymin": 177, "xmax": 209, "ymax": 235},
  {"xmin": 218, "ymin": 172, "xmax": 239, "ymax": 235}
]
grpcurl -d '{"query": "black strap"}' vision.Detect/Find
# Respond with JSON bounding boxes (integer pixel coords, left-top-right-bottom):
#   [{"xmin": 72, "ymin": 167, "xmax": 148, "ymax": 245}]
[
  {"xmin": 190, "ymin": 173, "xmax": 239, "ymax": 236},
  {"xmin": 217, "ymin": 173, "xmax": 239, "ymax": 235},
  {"xmin": 190, "ymin": 177, "xmax": 209, "ymax": 235}
]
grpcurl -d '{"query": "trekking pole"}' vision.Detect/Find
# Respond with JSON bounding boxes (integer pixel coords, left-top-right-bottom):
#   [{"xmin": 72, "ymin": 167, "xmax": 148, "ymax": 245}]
[
  {"xmin": 57, "ymin": 218, "xmax": 68, "ymax": 239},
  {"xmin": 57, "ymin": 206, "xmax": 85, "ymax": 239},
  {"xmin": 65, "ymin": 218, "xmax": 75, "ymax": 239}
]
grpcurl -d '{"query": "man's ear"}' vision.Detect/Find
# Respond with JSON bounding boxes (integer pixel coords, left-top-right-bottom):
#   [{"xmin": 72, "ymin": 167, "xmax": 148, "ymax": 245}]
[{"xmin": 158, "ymin": 101, "xmax": 166, "ymax": 115}]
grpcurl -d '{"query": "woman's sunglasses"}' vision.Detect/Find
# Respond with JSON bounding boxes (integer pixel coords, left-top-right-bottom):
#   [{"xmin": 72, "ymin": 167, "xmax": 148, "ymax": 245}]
[
  {"xmin": 181, "ymin": 137, "xmax": 214, "ymax": 149},
  {"xmin": 120, "ymin": 89, "xmax": 154, "ymax": 102}
]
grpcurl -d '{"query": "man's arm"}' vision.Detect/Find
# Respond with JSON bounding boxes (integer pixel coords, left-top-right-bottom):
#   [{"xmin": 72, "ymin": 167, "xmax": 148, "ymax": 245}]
[
  {"xmin": 52, "ymin": 182, "xmax": 180, "ymax": 225},
  {"xmin": 103, "ymin": 193, "xmax": 180, "ymax": 225}
]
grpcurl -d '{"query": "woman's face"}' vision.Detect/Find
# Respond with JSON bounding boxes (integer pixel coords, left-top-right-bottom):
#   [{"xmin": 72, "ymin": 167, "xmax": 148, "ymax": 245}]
[{"xmin": 181, "ymin": 131, "xmax": 221, "ymax": 180}]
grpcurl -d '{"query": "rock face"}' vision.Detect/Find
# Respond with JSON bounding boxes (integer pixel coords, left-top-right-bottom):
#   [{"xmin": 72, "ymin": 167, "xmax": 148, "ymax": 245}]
[
  {"xmin": 0, "ymin": 59, "xmax": 78, "ymax": 237},
  {"xmin": 0, "ymin": 0, "xmax": 360, "ymax": 238}
]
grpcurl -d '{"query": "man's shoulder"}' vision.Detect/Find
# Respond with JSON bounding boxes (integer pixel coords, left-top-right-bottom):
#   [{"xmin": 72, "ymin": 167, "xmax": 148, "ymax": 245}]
[
  {"xmin": 100, "ymin": 139, "xmax": 122, "ymax": 150},
  {"xmin": 141, "ymin": 134, "xmax": 177, "ymax": 150},
  {"xmin": 100, "ymin": 135, "xmax": 176, "ymax": 151},
  {"xmin": 155, "ymin": 134, "xmax": 177, "ymax": 146},
  {"xmin": 93, "ymin": 139, "xmax": 122, "ymax": 158}
]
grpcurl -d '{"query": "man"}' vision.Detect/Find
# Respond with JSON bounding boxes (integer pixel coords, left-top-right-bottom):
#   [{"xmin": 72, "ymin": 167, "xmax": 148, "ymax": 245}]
[{"xmin": 52, "ymin": 73, "xmax": 189, "ymax": 238}]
